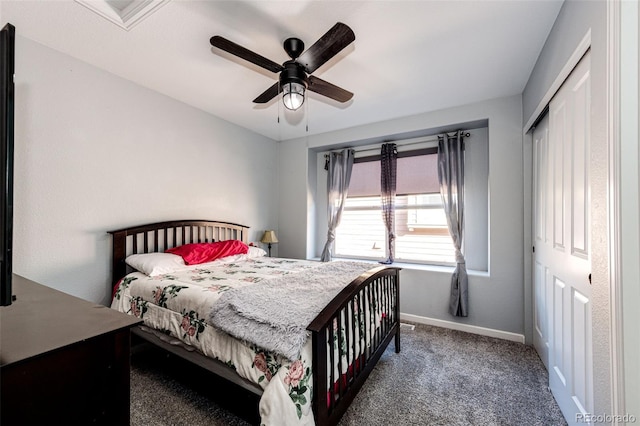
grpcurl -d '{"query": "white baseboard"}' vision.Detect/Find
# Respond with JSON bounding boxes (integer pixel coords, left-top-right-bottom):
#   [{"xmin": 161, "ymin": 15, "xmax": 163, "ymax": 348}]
[{"xmin": 400, "ymin": 313, "xmax": 525, "ymax": 344}]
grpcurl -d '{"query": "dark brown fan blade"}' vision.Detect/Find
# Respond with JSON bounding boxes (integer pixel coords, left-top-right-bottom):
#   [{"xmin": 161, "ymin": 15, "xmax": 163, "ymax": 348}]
[
  {"xmin": 210, "ymin": 36, "xmax": 283, "ymax": 74},
  {"xmin": 253, "ymin": 82, "xmax": 280, "ymax": 104},
  {"xmin": 307, "ymin": 75, "xmax": 353, "ymax": 103},
  {"xmin": 297, "ymin": 23, "xmax": 355, "ymax": 74}
]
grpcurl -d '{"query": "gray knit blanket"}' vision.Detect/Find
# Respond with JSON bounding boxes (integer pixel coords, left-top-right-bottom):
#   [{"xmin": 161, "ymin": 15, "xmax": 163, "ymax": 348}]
[{"xmin": 208, "ymin": 261, "xmax": 373, "ymax": 361}]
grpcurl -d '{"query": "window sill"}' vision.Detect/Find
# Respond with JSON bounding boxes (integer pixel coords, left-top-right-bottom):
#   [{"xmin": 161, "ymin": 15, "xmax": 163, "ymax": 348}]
[{"xmin": 310, "ymin": 257, "xmax": 489, "ymax": 277}]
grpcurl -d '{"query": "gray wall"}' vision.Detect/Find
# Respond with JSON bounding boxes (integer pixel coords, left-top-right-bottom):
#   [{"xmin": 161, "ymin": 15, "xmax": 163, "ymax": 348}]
[
  {"xmin": 522, "ymin": 1, "xmax": 596, "ymax": 123},
  {"xmin": 278, "ymin": 95, "xmax": 525, "ymax": 337},
  {"xmin": 13, "ymin": 37, "xmax": 278, "ymax": 305},
  {"xmin": 522, "ymin": 0, "xmax": 612, "ymax": 416}
]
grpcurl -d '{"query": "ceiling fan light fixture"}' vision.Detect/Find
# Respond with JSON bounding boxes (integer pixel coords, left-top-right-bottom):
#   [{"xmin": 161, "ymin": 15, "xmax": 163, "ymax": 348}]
[{"xmin": 282, "ymin": 81, "xmax": 305, "ymax": 111}]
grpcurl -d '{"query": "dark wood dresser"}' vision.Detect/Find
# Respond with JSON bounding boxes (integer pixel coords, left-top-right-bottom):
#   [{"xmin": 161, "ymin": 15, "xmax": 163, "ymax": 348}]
[{"xmin": 0, "ymin": 275, "xmax": 141, "ymax": 425}]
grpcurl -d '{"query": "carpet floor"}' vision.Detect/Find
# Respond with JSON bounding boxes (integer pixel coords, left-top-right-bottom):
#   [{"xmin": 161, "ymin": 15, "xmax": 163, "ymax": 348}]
[{"xmin": 130, "ymin": 323, "xmax": 567, "ymax": 425}]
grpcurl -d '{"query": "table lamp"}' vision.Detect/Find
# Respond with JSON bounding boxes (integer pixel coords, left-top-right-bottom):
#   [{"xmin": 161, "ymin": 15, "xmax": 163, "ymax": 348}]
[{"xmin": 260, "ymin": 230, "xmax": 278, "ymax": 257}]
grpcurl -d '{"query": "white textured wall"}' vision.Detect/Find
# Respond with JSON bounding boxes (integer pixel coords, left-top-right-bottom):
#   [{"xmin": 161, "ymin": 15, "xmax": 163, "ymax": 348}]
[
  {"xmin": 13, "ymin": 37, "xmax": 278, "ymax": 304},
  {"xmin": 279, "ymin": 95, "xmax": 525, "ymax": 335},
  {"xmin": 522, "ymin": 0, "xmax": 612, "ymax": 416},
  {"xmin": 620, "ymin": 0, "xmax": 640, "ymax": 417}
]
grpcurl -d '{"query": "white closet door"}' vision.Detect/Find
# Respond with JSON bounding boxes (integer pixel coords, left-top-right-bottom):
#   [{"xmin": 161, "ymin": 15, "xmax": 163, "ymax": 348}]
[
  {"xmin": 533, "ymin": 50, "xmax": 592, "ymax": 425},
  {"xmin": 533, "ymin": 113, "xmax": 550, "ymax": 370}
]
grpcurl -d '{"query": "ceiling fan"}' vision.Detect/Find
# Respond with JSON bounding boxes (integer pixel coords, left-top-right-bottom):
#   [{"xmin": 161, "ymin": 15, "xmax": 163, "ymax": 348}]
[{"xmin": 210, "ymin": 22, "xmax": 355, "ymax": 111}]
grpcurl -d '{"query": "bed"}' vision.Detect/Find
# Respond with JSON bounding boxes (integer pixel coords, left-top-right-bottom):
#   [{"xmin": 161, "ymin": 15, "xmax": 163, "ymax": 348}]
[{"xmin": 109, "ymin": 220, "xmax": 400, "ymax": 426}]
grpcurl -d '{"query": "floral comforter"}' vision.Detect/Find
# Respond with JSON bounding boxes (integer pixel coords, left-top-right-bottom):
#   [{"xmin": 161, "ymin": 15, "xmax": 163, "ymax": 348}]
[{"xmin": 112, "ymin": 256, "xmax": 324, "ymax": 425}]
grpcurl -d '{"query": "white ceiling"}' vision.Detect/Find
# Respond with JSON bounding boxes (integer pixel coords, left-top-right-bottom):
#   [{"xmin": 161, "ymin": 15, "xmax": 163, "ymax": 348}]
[{"xmin": 2, "ymin": 0, "xmax": 563, "ymax": 141}]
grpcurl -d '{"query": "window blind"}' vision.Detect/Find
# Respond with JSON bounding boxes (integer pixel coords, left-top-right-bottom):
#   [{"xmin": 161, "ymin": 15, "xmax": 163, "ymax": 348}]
[{"xmin": 347, "ymin": 153, "xmax": 440, "ymax": 197}]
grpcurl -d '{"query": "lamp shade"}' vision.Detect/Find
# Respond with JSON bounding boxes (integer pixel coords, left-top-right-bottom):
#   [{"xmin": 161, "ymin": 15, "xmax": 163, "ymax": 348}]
[{"xmin": 260, "ymin": 230, "xmax": 279, "ymax": 244}]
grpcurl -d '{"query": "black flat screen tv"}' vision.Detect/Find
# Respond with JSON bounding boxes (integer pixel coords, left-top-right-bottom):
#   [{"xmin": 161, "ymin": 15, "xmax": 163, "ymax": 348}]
[{"xmin": 1, "ymin": 23, "xmax": 15, "ymax": 306}]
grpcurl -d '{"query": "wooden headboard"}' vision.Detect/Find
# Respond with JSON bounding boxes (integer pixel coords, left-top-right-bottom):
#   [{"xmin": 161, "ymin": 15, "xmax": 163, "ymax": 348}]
[{"xmin": 108, "ymin": 220, "xmax": 250, "ymax": 287}]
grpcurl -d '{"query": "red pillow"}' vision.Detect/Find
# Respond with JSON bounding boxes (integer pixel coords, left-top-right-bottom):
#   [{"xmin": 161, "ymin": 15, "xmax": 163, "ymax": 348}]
[{"xmin": 166, "ymin": 240, "xmax": 249, "ymax": 265}]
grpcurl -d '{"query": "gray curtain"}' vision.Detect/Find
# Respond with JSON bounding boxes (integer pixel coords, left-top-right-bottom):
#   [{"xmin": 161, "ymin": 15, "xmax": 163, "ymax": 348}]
[
  {"xmin": 437, "ymin": 131, "xmax": 468, "ymax": 317},
  {"xmin": 321, "ymin": 149, "xmax": 355, "ymax": 262},
  {"xmin": 380, "ymin": 143, "xmax": 397, "ymax": 264}
]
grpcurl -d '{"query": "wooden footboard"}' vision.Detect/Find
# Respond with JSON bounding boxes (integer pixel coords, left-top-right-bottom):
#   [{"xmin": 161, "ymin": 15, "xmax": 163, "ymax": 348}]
[{"xmin": 308, "ymin": 266, "xmax": 401, "ymax": 426}]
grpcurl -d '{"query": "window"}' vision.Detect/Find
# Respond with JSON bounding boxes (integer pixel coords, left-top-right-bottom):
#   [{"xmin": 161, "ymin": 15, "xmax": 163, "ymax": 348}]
[{"xmin": 334, "ymin": 152, "xmax": 456, "ymax": 265}]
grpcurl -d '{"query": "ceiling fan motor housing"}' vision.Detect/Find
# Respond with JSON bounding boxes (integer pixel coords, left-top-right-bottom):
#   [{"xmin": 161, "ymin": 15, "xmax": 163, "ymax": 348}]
[{"xmin": 279, "ymin": 61, "xmax": 308, "ymax": 88}]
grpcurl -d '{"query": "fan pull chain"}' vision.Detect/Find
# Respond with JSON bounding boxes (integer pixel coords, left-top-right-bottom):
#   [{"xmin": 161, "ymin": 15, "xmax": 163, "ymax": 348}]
[{"xmin": 277, "ymin": 84, "xmax": 282, "ymax": 141}]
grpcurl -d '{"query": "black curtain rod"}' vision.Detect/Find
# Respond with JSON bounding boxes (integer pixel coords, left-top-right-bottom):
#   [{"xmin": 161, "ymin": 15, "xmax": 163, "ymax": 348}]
[
  {"xmin": 324, "ymin": 130, "xmax": 471, "ymax": 162},
  {"xmin": 323, "ymin": 131, "xmax": 471, "ymax": 169}
]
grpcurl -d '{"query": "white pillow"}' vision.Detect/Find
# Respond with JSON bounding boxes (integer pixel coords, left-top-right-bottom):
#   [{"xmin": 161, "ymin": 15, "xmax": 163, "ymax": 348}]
[
  {"xmin": 247, "ymin": 246, "xmax": 267, "ymax": 258},
  {"xmin": 125, "ymin": 252, "xmax": 186, "ymax": 276},
  {"xmin": 212, "ymin": 245, "xmax": 267, "ymax": 264}
]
